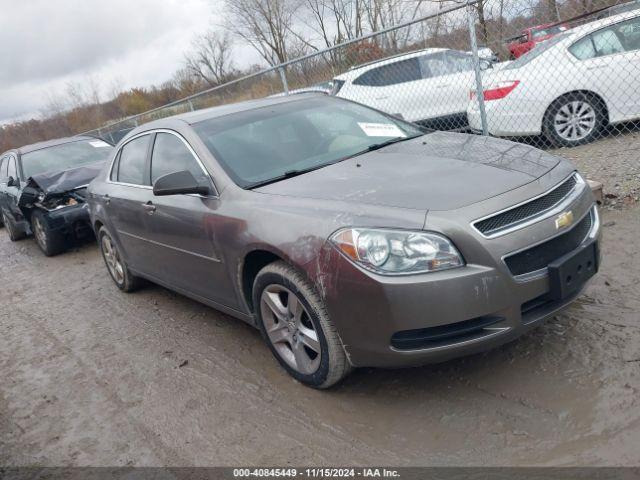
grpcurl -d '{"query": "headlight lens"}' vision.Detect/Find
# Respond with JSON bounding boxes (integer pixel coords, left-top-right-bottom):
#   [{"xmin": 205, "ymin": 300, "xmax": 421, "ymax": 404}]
[{"xmin": 330, "ymin": 228, "xmax": 464, "ymax": 275}]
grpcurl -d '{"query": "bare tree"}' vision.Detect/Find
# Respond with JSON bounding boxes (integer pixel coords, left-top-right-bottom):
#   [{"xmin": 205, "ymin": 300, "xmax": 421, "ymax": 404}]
[
  {"xmin": 225, "ymin": 0, "xmax": 303, "ymax": 65},
  {"xmin": 185, "ymin": 30, "xmax": 236, "ymax": 87},
  {"xmin": 304, "ymin": 0, "xmax": 365, "ymax": 48}
]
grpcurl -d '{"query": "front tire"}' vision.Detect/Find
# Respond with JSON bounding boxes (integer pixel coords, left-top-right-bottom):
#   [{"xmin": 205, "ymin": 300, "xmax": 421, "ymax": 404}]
[
  {"xmin": 98, "ymin": 226, "xmax": 142, "ymax": 292},
  {"xmin": 253, "ymin": 261, "xmax": 352, "ymax": 388},
  {"xmin": 543, "ymin": 93, "xmax": 605, "ymax": 147},
  {"xmin": 2, "ymin": 211, "xmax": 27, "ymax": 242},
  {"xmin": 31, "ymin": 210, "xmax": 67, "ymax": 256}
]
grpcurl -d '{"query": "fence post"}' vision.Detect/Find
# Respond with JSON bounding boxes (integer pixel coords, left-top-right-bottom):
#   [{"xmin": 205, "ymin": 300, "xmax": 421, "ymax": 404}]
[
  {"xmin": 188, "ymin": 100, "xmax": 195, "ymax": 111},
  {"xmin": 278, "ymin": 66, "xmax": 289, "ymax": 95},
  {"xmin": 466, "ymin": 0, "xmax": 488, "ymax": 136}
]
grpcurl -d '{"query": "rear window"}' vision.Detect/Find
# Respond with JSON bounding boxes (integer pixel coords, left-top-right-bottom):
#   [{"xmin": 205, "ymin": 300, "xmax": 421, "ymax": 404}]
[{"xmin": 21, "ymin": 139, "xmax": 112, "ymax": 179}]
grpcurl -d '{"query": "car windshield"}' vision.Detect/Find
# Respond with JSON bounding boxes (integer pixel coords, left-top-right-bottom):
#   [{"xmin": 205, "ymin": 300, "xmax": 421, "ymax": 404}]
[
  {"xmin": 506, "ymin": 32, "xmax": 569, "ymax": 69},
  {"xmin": 193, "ymin": 97, "xmax": 424, "ymax": 188},
  {"xmin": 21, "ymin": 139, "xmax": 113, "ymax": 178}
]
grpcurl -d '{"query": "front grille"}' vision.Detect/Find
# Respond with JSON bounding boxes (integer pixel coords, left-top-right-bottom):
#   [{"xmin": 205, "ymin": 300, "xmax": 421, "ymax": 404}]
[
  {"xmin": 504, "ymin": 211, "xmax": 592, "ymax": 276},
  {"xmin": 475, "ymin": 174, "xmax": 578, "ymax": 236},
  {"xmin": 391, "ymin": 315, "xmax": 505, "ymax": 350}
]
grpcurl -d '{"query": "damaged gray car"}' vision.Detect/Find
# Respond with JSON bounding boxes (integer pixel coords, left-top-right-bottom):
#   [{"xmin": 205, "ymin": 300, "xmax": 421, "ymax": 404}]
[{"xmin": 0, "ymin": 136, "xmax": 113, "ymax": 256}]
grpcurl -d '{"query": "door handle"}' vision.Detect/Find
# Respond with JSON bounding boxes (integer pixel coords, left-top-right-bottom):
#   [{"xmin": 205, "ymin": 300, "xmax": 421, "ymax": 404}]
[
  {"xmin": 374, "ymin": 96, "xmax": 389, "ymax": 100},
  {"xmin": 103, "ymin": 194, "xmax": 110, "ymax": 205},
  {"xmin": 143, "ymin": 201, "xmax": 156, "ymax": 214}
]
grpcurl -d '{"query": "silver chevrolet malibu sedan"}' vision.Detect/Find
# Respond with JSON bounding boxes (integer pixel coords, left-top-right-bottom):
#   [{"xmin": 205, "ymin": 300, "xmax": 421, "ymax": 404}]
[{"xmin": 87, "ymin": 94, "xmax": 600, "ymax": 388}]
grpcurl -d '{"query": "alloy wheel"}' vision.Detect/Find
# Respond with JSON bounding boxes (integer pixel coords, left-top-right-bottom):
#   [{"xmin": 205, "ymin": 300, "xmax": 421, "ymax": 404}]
[
  {"xmin": 33, "ymin": 216, "xmax": 47, "ymax": 250},
  {"xmin": 101, "ymin": 235, "xmax": 125, "ymax": 285},
  {"xmin": 260, "ymin": 284, "xmax": 321, "ymax": 375},
  {"xmin": 554, "ymin": 100, "xmax": 596, "ymax": 142}
]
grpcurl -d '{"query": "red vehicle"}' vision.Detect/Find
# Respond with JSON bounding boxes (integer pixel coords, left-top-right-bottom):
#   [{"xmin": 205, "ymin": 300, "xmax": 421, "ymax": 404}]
[{"xmin": 506, "ymin": 23, "xmax": 568, "ymax": 59}]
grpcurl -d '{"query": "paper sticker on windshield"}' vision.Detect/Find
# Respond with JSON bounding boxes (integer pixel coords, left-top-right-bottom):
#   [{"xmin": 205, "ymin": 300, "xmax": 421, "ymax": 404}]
[
  {"xmin": 358, "ymin": 122, "xmax": 406, "ymax": 138},
  {"xmin": 89, "ymin": 140, "xmax": 111, "ymax": 148}
]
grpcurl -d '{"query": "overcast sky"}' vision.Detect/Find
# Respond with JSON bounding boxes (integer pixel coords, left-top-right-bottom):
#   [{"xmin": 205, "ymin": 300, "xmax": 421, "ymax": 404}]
[{"xmin": 0, "ymin": 0, "xmax": 228, "ymax": 124}]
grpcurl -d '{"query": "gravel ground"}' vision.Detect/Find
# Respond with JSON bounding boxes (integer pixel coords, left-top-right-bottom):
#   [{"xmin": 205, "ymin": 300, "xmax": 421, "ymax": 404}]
[
  {"xmin": 553, "ymin": 128, "xmax": 640, "ymax": 209},
  {"xmin": 1, "ymin": 138, "xmax": 639, "ymax": 467}
]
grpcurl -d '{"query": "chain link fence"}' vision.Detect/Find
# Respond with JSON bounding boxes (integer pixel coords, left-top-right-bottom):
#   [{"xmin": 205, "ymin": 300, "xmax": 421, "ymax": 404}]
[{"xmin": 85, "ymin": 0, "xmax": 640, "ymax": 151}]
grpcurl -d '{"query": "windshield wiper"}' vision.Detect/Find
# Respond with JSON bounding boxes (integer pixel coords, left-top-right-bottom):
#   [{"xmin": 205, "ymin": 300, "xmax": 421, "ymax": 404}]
[
  {"xmin": 246, "ymin": 134, "xmax": 422, "ymax": 189},
  {"xmin": 344, "ymin": 134, "xmax": 422, "ymax": 160},
  {"xmin": 246, "ymin": 165, "xmax": 327, "ymax": 189}
]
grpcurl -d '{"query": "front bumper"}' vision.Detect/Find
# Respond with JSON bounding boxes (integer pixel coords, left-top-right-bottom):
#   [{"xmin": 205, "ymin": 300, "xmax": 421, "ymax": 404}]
[
  {"xmin": 320, "ymin": 186, "xmax": 600, "ymax": 368},
  {"xmin": 40, "ymin": 203, "xmax": 93, "ymax": 238}
]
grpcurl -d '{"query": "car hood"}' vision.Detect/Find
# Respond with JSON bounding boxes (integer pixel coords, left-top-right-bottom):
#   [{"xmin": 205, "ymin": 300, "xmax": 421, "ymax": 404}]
[
  {"xmin": 26, "ymin": 161, "xmax": 106, "ymax": 195},
  {"xmin": 255, "ymin": 132, "xmax": 561, "ymax": 211}
]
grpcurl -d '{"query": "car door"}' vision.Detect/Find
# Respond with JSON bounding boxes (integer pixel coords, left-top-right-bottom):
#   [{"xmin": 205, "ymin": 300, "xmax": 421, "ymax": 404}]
[
  {"xmin": 414, "ymin": 52, "xmax": 475, "ymax": 122},
  {"xmin": 105, "ymin": 134, "xmax": 156, "ymax": 274},
  {"xmin": 600, "ymin": 16, "xmax": 640, "ymax": 118},
  {"xmin": 346, "ymin": 58, "xmax": 423, "ymax": 120},
  {"xmin": 572, "ymin": 16, "xmax": 640, "ymax": 121},
  {"xmin": 372, "ymin": 57, "xmax": 429, "ymax": 122},
  {"xmin": 437, "ymin": 51, "xmax": 478, "ymax": 117},
  {"xmin": 144, "ymin": 131, "xmax": 236, "ymax": 307}
]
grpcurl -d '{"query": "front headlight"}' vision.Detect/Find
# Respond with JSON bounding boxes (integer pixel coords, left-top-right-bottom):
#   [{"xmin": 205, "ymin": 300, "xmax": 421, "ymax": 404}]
[{"xmin": 330, "ymin": 228, "xmax": 464, "ymax": 275}]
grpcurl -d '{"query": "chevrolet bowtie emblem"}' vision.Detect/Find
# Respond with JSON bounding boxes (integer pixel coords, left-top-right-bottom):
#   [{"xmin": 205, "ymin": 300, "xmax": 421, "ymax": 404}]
[{"xmin": 555, "ymin": 211, "xmax": 574, "ymax": 229}]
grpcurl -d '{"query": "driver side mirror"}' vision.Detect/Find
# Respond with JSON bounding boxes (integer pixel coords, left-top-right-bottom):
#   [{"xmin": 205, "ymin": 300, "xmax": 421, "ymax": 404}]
[
  {"xmin": 153, "ymin": 170, "xmax": 210, "ymax": 196},
  {"xmin": 7, "ymin": 176, "xmax": 18, "ymax": 187}
]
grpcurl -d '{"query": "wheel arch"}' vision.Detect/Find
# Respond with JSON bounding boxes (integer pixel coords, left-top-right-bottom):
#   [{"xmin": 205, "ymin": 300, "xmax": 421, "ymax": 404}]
[
  {"xmin": 544, "ymin": 90, "xmax": 611, "ymax": 126},
  {"xmin": 239, "ymin": 249, "xmax": 285, "ymax": 315}
]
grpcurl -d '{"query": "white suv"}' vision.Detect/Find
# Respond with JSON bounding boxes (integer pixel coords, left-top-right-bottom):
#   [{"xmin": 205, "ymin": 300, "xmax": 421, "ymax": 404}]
[{"xmin": 333, "ymin": 48, "xmax": 493, "ymax": 130}]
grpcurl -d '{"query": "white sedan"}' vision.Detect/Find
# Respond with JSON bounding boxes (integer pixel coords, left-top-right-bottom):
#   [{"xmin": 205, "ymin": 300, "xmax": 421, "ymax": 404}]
[
  {"xmin": 467, "ymin": 9, "xmax": 640, "ymax": 146},
  {"xmin": 333, "ymin": 48, "xmax": 495, "ymax": 130}
]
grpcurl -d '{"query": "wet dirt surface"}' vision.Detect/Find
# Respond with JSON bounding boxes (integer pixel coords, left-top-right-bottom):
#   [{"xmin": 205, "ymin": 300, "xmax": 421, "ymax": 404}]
[{"xmin": 1, "ymin": 206, "xmax": 639, "ymax": 467}]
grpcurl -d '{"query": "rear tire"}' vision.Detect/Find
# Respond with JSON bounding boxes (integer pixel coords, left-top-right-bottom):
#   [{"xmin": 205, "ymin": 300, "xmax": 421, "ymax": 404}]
[
  {"xmin": 98, "ymin": 226, "xmax": 143, "ymax": 292},
  {"xmin": 253, "ymin": 260, "xmax": 352, "ymax": 388},
  {"xmin": 2, "ymin": 211, "xmax": 27, "ymax": 242},
  {"xmin": 543, "ymin": 93, "xmax": 605, "ymax": 147},
  {"xmin": 31, "ymin": 210, "xmax": 67, "ymax": 256}
]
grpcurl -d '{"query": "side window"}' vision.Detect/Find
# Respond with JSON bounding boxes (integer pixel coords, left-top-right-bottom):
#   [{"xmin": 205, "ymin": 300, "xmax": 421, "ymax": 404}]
[
  {"xmin": 117, "ymin": 135, "xmax": 150, "ymax": 185},
  {"xmin": 447, "ymin": 52, "xmax": 474, "ymax": 73},
  {"xmin": 419, "ymin": 53, "xmax": 450, "ymax": 78},
  {"xmin": 592, "ymin": 28, "xmax": 625, "ymax": 56},
  {"xmin": 569, "ymin": 36, "xmax": 596, "ymax": 60},
  {"xmin": 0, "ymin": 157, "xmax": 6, "ymax": 180},
  {"xmin": 150, "ymin": 133, "xmax": 209, "ymax": 184},
  {"xmin": 354, "ymin": 58, "xmax": 421, "ymax": 86},
  {"xmin": 6, "ymin": 157, "xmax": 17, "ymax": 180},
  {"xmin": 615, "ymin": 16, "xmax": 640, "ymax": 52}
]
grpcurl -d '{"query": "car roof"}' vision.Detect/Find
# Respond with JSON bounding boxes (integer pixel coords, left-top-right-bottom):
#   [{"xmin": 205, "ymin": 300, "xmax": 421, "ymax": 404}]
[
  {"xmin": 334, "ymin": 48, "xmax": 448, "ymax": 80},
  {"xmin": 3, "ymin": 135, "xmax": 101, "ymax": 157},
  {"xmin": 569, "ymin": 8, "xmax": 639, "ymax": 37},
  {"xmin": 134, "ymin": 92, "xmax": 328, "ymax": 130}
]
